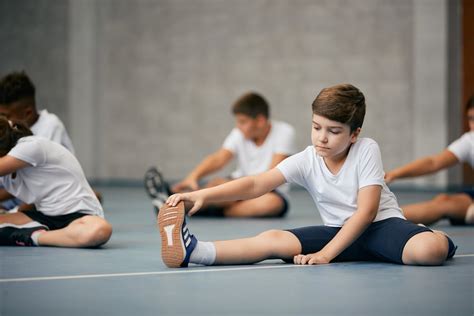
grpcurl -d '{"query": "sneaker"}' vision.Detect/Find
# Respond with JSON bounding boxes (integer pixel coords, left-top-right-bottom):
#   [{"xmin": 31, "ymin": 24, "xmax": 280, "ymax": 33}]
[
  {"xmin": 158, "ymin": 201, "xmax": 197, "ymax": 268},
  {"xmin": 0, "ymin": 224, "xmax": 48, "ymax": 246},
  {"xmin": 144, "ymin": 167, "xmax": 170, "ymax": 215}
]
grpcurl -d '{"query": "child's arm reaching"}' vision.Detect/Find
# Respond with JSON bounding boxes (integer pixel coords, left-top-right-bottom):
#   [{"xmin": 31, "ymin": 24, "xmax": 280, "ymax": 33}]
[
  {"xmin": 294, "ymin": 185, "xmax": 381, "ymax": 265},
  {"xmin": 0, "ymin": 156, "xmax": 30, "ymax": 177},
  {"xmin": 384, "ymin": 149, "xmax": 459, "ymax": 183},
  {"xmin": 166, "ymin": 168, "xmax": 286, "ymax": 215}
]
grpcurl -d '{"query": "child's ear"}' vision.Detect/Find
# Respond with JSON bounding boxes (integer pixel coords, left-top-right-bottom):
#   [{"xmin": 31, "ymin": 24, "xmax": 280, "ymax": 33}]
[{"xmin": 350, "ymin": 128, "xmax": 361, "ymax": 143}]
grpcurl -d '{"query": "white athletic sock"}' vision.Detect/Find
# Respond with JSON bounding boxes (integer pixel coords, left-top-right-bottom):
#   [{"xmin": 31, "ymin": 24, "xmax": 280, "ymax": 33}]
[
  {"xmin": 189, "ymin": 241, "xmax": 216, "ymax": 265},
  {"xmin": 31, "ymin": 229, "xmax": 46, "ymax": 246},
  {"xmin": 465, "ymin": 203, "xmax": 474, "ymax": 224}
]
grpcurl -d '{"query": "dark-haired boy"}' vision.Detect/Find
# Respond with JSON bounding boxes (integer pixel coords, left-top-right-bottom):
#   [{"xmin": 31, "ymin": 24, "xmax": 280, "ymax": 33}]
[{"xmin": 145, "ymin": 92, "xmax": 296, "ymax": 218}]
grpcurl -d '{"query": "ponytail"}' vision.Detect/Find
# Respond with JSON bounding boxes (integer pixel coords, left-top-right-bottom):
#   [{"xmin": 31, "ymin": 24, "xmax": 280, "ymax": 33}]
[{"xmin": 0, "ymin": 117, "xmax": 33, "ymax": 156}]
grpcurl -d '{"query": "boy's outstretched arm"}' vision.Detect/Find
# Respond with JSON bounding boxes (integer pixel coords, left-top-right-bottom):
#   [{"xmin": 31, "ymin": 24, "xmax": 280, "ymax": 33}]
[
  {"xmin": 167, "ymin": 168, "xmax": 286, "ymax": 215},
  {"xmin": 385, "ymin": 149, "xmax": 459, "ymax": 183},
  {"xmin": 172, "ymin": 148, "xmax": 233, "ymax": 192},
  {"xmin": 295, "ymin": 185, "xmax": 381, "ymax": 265}
]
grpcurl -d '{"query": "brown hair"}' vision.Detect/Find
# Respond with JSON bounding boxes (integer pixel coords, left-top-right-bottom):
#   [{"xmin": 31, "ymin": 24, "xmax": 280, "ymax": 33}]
[
  {"xmin": 232, "ymin": 92, "xmax": 269, "ymax": 119},
  {"xmin": 0, "ymin": 116, "xmax": 33, "ymax": 157},
  {"xmin": 312, "ymin": 84, "xmax": 366, "ymax": 132}
]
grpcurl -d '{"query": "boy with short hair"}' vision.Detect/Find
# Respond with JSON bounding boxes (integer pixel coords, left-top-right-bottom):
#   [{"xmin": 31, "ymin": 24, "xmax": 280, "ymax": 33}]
[
  {"xmin": 146, "ymin": 92, "xmax": 296, "ymax": 217},
  {"xmin": 158, "ymin": 84, "xmax": 455, "ymax": 268},
  {"xmin": 0, "ymin": 71, "xmax": 74, "ymax": 153},
  {"xmin": 385, "ymin": 96, "xmax": 474, "ymax": 225}
]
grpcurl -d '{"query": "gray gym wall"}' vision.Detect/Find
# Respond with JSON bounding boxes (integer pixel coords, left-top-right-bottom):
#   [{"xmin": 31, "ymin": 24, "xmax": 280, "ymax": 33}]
[{"xmin": 0, "ymin": 0, "xmax": 462, "ymax": 188}]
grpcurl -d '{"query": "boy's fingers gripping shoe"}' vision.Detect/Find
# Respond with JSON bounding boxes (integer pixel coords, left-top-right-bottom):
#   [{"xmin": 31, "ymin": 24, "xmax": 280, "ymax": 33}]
[{"xmin": 158, "ymin": 201, "xmax": 197, "ymax": 268}]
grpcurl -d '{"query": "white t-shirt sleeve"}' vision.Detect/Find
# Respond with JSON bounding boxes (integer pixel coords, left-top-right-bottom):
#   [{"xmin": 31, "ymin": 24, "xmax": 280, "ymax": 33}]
[
  {"xmin": 274, "ymin": 125, "xmax": 296, "ymax": 156},
  {"xmin": 357, "ymin": 142, "xmax": 385, "ymax": 189},
  {"xmin": 448, "ymin": 132, "xmax": 473, "ymax": 166},
  {"xmin": 276, "ymin": 149, "xmax": 308, "ymax": 188},
  {"xmin": 7, "ymin": 138, "xmax": 46, "ymax": 167},
  {"xmin": 222, "ymin": 128, "xmax": 242, "ymax": 153}
]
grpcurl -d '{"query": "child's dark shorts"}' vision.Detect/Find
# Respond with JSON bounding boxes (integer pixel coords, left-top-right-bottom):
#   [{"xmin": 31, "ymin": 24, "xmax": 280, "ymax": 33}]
[
  {"xmin": 23, "ymin": 210, "xmax": 91, "ymax": 230},
  {"xmin": 449, "ymin": 187, "xmax": 474, "ymax": 226},
  {"xmin": 286, "ymin": 217, "xmax": 457, "ymax": 264}
]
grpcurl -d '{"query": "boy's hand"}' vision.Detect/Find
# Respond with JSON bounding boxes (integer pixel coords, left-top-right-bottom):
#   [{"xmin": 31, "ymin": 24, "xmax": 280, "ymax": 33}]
[
  {"xmin": 166, "ymin": 192, "xmax": 204, "ymax": 216},
  {"xmin": 293, "ymin": 251, "xmax": 331, "ymax": 265},
  {"xmin": 171, "ymin": 177, "xmax": 199, "ymax": 192},
  {"xmin": 384, "ymin": 172, "xmax": 396, "ymax": 184}
]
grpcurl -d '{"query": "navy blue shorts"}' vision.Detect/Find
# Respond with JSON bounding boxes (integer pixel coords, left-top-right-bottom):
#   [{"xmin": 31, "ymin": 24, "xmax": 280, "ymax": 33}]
[
  {"xmin": 449, "ymin": 188, "xmax": 474, "ymax": 226},
  {"xmin": 286, "ymin": 217, "xmax": 456, "ymax": 264},
  {"xmin": 23, "ymin": 210, "xmax": 90, "ymax": 230}
]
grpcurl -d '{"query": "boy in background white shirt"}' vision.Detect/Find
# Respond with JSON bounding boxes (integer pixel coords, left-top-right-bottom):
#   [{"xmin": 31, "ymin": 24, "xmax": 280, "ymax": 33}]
[
  {"xmin": 385, "ymin": 97, "xmax": 474, "ymax": 225},
  {"xmin": 145, "ymin": 92, "xmax": 296, "ymax": 217}
]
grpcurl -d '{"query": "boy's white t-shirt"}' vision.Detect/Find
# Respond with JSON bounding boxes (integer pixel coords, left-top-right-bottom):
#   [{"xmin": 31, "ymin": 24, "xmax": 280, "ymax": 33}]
[
  {"xmin": 222, "ymin": 120, "xmax": 296, "ymax": 195},
  {"xmin": 448, "ymin": 131, "xmax": 474, "ymax": 167},
  {"xmin": 277, "ymin": 138, "xmax": 404, "ymax": 227},
  {"xmin": 30, "ymin": 109, "xmax": 75, "ymax": 155},
  {"xmin": 0, "ymin": 136, "xmax": 103, "ymax": 217}
]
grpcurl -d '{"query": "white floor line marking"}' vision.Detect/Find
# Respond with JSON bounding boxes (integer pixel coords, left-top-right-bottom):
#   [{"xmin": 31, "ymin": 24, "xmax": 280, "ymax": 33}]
[
  {"xmin": 0, "ymin": 265, "xmax": 308, "ymax": 283},
  {"xmin": 453, "ymin": 254, "xmax": 474, "ymax": 258},
  {"xmin": 1, "ymin": 253, "xmax": 472, "ymax": 283}
]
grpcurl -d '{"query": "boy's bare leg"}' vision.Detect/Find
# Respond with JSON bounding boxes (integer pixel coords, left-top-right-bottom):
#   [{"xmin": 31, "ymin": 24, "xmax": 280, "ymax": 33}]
[
  {"xmin": 213, "ymin": 230, "xmax": 301, "ymax": 264},
  {"xmin": 223, "ymin": 193, "xmax": 285, "ymax": 217},
  {"xmin": 37, "ymin": 216, "xmax": 112, "ymax": 248},
  {"xmin": 0, "ymin": 212, "xmax": 34, "ymax": 225},
  {"xmin": 402, "ymin": 193, "xmax": 472, "ymax": 225},
  {"xmin": 193, "ymin": 178, "xmax": 286, "ymax": 217}
]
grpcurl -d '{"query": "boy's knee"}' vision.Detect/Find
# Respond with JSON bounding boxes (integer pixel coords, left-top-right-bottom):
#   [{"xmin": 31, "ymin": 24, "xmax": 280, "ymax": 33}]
[
  {"xmin": 78, "ymin": 220, "xmax": 112, "ymax": 247},
  {"xmin": 433, "ymin": 193, "xmax": 449, "ymax": 203},
  {"xmin": 403, "ymin": 233, "xmax": 448, "ymax": 266},
  {"xmin": 257, "ymin": 229, "xmax": 287, "ymax": 242}
]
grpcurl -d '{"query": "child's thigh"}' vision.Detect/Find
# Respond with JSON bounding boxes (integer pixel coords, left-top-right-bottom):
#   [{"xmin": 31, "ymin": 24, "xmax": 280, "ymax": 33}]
[
  {"xmin": 363, "ymin": 218, "xmax": 432, "ymax": 264},
  {"xmin": 0, "ymin": 212, "xmax": 34, "ymax": 225},
  {"xmin": 287, "ymin": 225, "xmax": 371, "ymax": 262}
]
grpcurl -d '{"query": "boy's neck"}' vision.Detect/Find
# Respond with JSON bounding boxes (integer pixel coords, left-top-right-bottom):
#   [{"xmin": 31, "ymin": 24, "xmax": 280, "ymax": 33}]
[
  {"xmin": 323, "ymin": 144, "xmax": 352, "ymax": 175},
  {"xmin": 252, "ymin": 121, "xmax": 272, "ymax": 146},
  {"xmin": 28, "ymin": 111, "xmax": 40, "ymax": 127}
]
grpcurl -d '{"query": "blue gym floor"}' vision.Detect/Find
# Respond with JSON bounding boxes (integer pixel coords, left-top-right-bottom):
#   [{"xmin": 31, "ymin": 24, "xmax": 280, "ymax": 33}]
[{"xmin": 1, "ymin": 187, "xmax": 473, "ymax": 315}]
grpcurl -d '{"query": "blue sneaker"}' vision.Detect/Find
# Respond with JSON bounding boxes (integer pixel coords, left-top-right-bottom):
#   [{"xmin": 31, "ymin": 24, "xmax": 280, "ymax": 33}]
[{"xmin": 158, "ymin": 201, "xmax": 197, "ymax": 268}]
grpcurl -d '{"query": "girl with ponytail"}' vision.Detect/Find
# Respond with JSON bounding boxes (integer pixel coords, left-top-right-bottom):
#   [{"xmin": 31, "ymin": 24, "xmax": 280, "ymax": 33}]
[{"xmin": 0, "ymin": 117, "xmax": 112, "ymax": 247}]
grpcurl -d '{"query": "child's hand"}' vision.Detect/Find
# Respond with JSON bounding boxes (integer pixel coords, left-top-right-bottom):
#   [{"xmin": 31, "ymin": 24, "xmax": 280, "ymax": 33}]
[
  {"xmin": 293, "ymin": 251, "xmax": 331, "ymax": 265},
  {"xmin": 166, "ymin": 192, "xmax": 204, "ymax": 216},
  {"xmin": 384, "ymin": 172, "xmax": 395, "ymax": 183},
  {"xmin": 171, "ymin": 177, "xmax": 199, "ymax": 192}
]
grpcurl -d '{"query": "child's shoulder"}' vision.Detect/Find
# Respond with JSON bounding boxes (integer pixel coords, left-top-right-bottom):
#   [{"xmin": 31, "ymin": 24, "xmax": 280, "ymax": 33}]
[
  {"xmin": 355, "ymin": 137, "xmax": 379, "ymax": 147},
  {"xmin": 351, "ymin": 138, "xmax": 381, "ymax": 157}
]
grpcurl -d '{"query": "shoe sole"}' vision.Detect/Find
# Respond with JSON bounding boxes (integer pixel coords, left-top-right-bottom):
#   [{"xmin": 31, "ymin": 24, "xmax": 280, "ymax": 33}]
[
  {"xmin": 144, "ymin": 168, "xmax": 160, "ymax": 199},
  {"xmin": 158, "ymin": 201, "xmax": 186, "ymax": 268}
]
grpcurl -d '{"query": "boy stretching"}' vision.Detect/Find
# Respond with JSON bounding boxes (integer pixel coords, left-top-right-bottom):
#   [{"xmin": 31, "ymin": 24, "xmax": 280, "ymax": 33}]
[
  {"xmin": 145, "ymin": 92, "xmax": 295, "ymax": 218},
  {"xmin": 158, "ymin": 84, "xmax": 455, "ymax": 268}
]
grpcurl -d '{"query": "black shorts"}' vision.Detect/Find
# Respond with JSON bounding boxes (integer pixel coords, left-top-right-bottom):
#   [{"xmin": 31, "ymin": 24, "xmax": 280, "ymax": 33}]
[
  {"xmin": 449, "ymin": 187, "xmax": 474, "ymax": 226},
  {"xmin": 23, "ymin": 210, "xmax": 90, "ymax": 230},
  {"xmin": 286, "ymin": 217, "xmax": 456, "ymax": 264}
]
